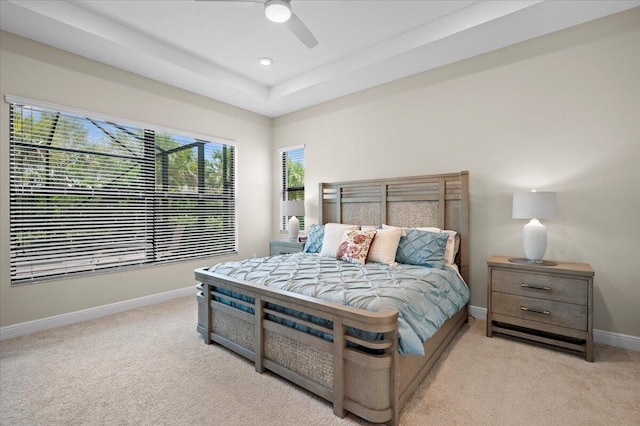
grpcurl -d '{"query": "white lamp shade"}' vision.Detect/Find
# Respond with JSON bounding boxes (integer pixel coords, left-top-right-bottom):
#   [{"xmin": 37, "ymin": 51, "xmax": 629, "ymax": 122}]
[
  {"xmin": 512, "ymin": 191, "xmax": 557, "ymax": 219},
  {"xmin": 282, "ymin": 200, "xmax": 305, "ymax": 217}
]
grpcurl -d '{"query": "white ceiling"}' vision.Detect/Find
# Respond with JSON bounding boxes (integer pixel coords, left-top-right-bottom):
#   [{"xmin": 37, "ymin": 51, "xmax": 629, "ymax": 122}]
[{"xmin": 1, "ymin": 1, "xmax": 638, "ymax": 117}]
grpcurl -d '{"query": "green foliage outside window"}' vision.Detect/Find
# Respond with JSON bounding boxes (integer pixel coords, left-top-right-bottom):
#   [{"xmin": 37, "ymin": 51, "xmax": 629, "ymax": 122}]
[{"xmin": 9, "ymin": 102, "xmax": 236, "ymax": 283}]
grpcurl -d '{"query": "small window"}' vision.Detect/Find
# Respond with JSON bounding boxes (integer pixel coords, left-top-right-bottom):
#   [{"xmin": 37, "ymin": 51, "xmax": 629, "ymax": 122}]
[
  {"xmin": 8, "ymin": 98, "xmax": 236, "ymax": 284},
  {"xmin": 280, "ymin": 146, "xmax": 305, "ymax": 231}
]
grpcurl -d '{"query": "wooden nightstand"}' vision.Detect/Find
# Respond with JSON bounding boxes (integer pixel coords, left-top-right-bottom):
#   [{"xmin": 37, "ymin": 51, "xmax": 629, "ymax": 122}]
[
  {"xmin": 487, "ymin": 255, "xmax": 594, "ymax": 361},
  {"xmin": 269, "ymin": 239, "xmax": 305, "ymax": 256}
]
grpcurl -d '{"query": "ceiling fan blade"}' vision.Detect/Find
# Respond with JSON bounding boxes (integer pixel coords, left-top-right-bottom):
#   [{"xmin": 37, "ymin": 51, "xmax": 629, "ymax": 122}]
[{"xmin": 286, "ymin": 12, "xmax": 318, "ymax": 49}]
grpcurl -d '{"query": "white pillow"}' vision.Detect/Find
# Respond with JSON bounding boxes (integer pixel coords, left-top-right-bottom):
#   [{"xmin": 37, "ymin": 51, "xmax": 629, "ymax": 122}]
[
  {"xmin": 366, "ymin": 227, "xmax": 403, "ymax": 266},
  {"xmin": 319, "ymin": 223, "xmax": 358, "ymax": 258},
  {"xmin": 382, "ymin": 223, "xmax": 406, "ymax": 236},
  {"xmin": 435, "ymin": 230, "xmax": 459, "ymax": 266},
  {"xmin": 382, "ymin": 224, "xmax": 459, "ymax": 266}
]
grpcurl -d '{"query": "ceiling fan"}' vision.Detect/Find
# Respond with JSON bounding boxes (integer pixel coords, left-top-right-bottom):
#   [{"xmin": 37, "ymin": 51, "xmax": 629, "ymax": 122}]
[{"xmin": 198, "ymin": 0, "xmax": 318, "ymax": 49}]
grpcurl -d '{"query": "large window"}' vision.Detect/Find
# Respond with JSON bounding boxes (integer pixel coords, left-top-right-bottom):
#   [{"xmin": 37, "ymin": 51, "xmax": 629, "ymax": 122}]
[
  {"xmin": 8, "ymin": 97, "xmax": 236, "ymax": 284},
  {"xmin": 280, "ymin": 145, "xmax": 305, "ymax": 231}
]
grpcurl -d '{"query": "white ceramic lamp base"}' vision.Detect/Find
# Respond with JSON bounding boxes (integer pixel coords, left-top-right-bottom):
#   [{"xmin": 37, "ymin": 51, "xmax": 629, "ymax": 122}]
[
  {"xmin": 509, "ymin": 219, "xmax": 557, "ymax": 266},
  {"xmin": 288, "ymin": 216, "xmax": 300, "ymax": 241},
  {"xmin": 522, "ymin": 218, "xmax": 546, "ymax": 262},
  {"xmin": 511, "ymin": 191, "xmax": 558, "ymax": 267}
]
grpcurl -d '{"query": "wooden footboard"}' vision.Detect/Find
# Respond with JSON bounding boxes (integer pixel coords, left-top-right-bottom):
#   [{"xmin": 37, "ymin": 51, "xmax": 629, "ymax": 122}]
[{"xmin": 196, "ymin": 271, "xmax": 468, "ymax": 426}]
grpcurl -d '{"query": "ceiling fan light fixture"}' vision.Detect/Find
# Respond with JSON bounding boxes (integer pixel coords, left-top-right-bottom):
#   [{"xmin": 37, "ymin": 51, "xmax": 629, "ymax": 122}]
[
  {"xmin": 264, "ymin": 0, "xmax": 291, "ymax": 23},
  {"xmin": 258, "ymin": 57, "xmax": 273, "ymax": 66}
]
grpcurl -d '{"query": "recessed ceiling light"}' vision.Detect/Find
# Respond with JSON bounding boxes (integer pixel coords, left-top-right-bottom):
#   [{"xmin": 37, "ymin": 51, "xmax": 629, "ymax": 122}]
[
  {"xmin": 264, "ymin": 0, "xmax": 291, "ymax": 23},
  {"xmin": 259, "ymin": 57, "xmax": 273, "ymax": 67}
]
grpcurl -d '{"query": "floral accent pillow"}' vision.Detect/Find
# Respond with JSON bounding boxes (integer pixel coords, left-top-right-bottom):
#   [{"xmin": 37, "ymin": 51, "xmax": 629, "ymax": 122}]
[
  {"xmin": 320, "ymin": 223, "xmax": 358, "ymax": 258},
  {"xmin": 336, "ymin": 229, "xmax": 377, "ymax": 265}
]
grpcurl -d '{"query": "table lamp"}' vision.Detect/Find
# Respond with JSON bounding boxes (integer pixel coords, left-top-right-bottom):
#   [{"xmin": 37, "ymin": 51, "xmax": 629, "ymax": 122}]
[
  {"xmin": 511, "ymin": 190, "xmax": 557, "ymax": 265},
  {"xmin": 282, "ymin": 200, "xmax": 305, "ymax": 241}
]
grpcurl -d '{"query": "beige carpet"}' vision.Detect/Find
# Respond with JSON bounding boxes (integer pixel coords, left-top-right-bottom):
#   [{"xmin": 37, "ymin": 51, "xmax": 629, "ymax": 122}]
[{"xmin": 1, "ymin": 296, "xmax": 638, "ymax": 426}]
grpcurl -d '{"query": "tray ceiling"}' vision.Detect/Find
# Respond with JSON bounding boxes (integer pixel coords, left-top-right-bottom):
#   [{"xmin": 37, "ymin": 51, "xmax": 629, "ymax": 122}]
[{"xmin": 1, "ymin": 1, "xmax": 637, "ymax": 117}]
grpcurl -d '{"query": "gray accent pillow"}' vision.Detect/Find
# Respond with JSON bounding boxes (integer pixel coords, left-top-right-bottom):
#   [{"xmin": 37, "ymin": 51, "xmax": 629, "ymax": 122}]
[
  {"xmin": 303, "ymin": 224, "xmax": 325, "ymax": 253},
  {"xmin": 395, "ymin": 228, "xmax": 449, "ymax": 268}
]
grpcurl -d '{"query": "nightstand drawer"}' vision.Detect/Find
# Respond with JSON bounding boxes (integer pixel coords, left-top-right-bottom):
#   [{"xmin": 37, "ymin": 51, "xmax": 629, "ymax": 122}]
[
  {"xmin": 492, "ymin": 292, "xmax": 588, "ymax": 331},
  {"xmin": 270, "ymin": 240, "xmax": 305, "ymax": 256},
  {"xmin": 272, "ymin": 245, "xmax": 303, "ymax": 255},
  {"xmin": 492, "ymin": 269, "xmax": 587, "ymax": 305}
]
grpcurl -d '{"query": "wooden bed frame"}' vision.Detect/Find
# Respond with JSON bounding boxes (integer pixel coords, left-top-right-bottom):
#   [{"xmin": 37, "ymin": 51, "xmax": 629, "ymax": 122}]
[{"xmin": 196, "ymin": 171, "xmax": 470, "ymax": 425}]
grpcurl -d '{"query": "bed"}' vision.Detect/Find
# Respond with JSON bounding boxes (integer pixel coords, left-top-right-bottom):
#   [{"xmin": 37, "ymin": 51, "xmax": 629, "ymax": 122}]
[{"xmin": 195, "ymin": 171, "xmax": 470, "ymax": 425}]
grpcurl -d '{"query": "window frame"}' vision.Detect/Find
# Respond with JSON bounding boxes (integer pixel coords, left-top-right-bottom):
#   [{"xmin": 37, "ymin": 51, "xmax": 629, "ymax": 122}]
[
  {"xmin": 279, "ymin": 144, "xmax": 305, "ymax": 232},
  {"xmin": 5, "ymin": 94, "xmax": 237, "ymax": 285}
]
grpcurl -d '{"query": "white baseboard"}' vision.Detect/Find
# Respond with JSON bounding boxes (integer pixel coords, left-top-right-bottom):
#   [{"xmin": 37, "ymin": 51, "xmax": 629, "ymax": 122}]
[
  {"xmin": 0, "ymin": 286, "xmax": 195, "ymax": 341},
  {"xmin": 468, "ymin": 305, "xmax": 640, "ymax": 352},
  {"xmin": 593, "ymin": 329, "xmax": 640, "ymax": 352},
  {"xmin": 469, "ymin": 305, "xmax": 488, "ymax": 320}
]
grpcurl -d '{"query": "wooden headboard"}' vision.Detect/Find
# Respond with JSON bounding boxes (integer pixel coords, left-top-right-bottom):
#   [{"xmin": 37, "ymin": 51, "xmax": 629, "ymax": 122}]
[{"xmin": 319, "ymin": 171, "xmax": 470, "ymax": 283}]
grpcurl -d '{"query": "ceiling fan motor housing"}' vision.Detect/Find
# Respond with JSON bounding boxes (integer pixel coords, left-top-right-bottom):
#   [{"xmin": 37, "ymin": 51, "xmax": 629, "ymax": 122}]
[{"xmin": 264, "ymin": 0, "xmax": 292, "ymax": 23}]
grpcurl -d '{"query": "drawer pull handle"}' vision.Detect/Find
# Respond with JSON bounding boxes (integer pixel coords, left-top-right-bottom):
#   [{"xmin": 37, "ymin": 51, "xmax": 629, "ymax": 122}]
[
  {"xmin": 521, "ymin": 283, "xmax": 551, "ymax": 291},
  {"xmin": 520, "ymin": 306, "xmax": 551, "ymax": 315}
]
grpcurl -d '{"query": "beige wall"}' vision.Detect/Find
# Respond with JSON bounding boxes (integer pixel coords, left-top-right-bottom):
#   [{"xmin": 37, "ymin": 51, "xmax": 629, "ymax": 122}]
[
  {"xmin": 0, "ymin": 32, "xmax": 273, "ymax": 327},
  {"xmin": 273, "ymin": 9, "xmax": 640, "ymax": 337},
  {"xmin": 2, "ymin": 9, "xmax": 639, "ymax": 337}
]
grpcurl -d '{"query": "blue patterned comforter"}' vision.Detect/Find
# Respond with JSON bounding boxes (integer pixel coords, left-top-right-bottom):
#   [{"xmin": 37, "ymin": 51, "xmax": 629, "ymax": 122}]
[{"xmin": 208, "ymin": 252, "xmax": 469, "ymax": 356}]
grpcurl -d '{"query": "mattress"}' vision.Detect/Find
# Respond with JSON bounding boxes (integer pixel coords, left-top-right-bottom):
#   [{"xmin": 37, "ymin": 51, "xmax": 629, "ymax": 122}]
[{"xmin": 207, "ymin": 252, "xmax": 469, "ymax": 355}]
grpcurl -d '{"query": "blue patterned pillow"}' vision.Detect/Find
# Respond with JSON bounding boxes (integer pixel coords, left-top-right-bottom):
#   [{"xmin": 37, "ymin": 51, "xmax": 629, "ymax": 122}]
[
  {"xmin": 395, "ymin": 229, "xmax": 449, "ymax": 268},
  {"xmin": 303, "ymin": 224, "xmax": 325, "ymax": 253}
]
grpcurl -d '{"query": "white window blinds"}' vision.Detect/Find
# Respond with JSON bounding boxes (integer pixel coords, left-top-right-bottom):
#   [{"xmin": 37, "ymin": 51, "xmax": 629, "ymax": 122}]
[
  {"xmin": 280, "ymin": 146, "xmax": 305, "ymax": 231},
  {"xmin": 8, "ymin": 100, "xmax": 236, "ymax": 284}
]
